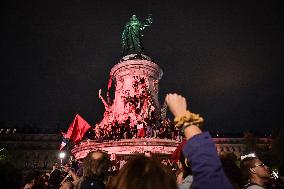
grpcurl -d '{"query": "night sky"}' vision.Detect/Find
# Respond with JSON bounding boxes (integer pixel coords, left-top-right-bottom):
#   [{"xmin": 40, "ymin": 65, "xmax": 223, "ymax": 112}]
[{"xmin": 1, "ymin": 0, "xmax": 283, "ymax": 133}]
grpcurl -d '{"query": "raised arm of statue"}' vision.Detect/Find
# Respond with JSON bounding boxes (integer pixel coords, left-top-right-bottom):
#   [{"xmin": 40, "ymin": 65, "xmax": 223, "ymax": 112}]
[
  {"xmin": 99, "ymin": 89, "xmax": 102, "ymax": 99},
  {"xmin": 141, "ymin": 14, "xmax": 153, "ymax": 29},
  {"xmin": 98, "ymin": 89, "xmax": 110, "ymax": 110}
]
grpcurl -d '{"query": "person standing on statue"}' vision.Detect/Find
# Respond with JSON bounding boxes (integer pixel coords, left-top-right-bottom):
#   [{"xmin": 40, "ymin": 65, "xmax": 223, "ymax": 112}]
[{"xmin": 121, "ymin": 14, "xmax": 153, "ymax": 57}]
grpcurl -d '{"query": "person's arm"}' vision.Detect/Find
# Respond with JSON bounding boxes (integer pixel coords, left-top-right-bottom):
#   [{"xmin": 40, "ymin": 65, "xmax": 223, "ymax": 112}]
[
  {"xmin": 99, "ymin": 89, "xmax": 110, "ymax": 110},
  {"xmin": 62, "ymin": 166, "xmax": 79, "ymax": 184},
  {"xmin": 68, "ymin": 169, "xmax": 79, "ymax": 181},
  {"xmin": 165, "ymin": 94, "xmax": 203, "ymax": 140},
  {"xmin": 166, "ymin": 93, "xmax": 233, "ymax": 189}
]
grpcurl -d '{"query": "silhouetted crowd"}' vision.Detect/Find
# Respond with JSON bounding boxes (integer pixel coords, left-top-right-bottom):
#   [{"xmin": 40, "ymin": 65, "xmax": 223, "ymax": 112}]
[
  {"xmin": 10, "ymin": 151, "xmax": 284, "ymax": 189},
  {"xmin": 93, "ymin": 118, "xmax": 182, "ymax": 142}
]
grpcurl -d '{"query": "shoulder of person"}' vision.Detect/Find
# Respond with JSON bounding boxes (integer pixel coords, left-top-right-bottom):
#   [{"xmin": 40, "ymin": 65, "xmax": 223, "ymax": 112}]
[{"xmin": 242, "ymin": 183, "xmax": 265, "ymax": 189}]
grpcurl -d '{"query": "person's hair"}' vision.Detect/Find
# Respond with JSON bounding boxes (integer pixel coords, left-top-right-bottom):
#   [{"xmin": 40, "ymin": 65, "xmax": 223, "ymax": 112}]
[
  {"xmin": 22, "ymin": 169, "xmax": 42, "ymax": 187},
  {"xmin": 109, "ymin": 156, "xmax": 178, "ymax": 189},
  {"xmin": 240, "ymin": 157, "xmax": 258, "ymax": 182},
  {"xmin": 83, "ymin": 150, "xmax": 110, "ymax": 181},
  {"xmin": 278, "ymin": 164, "xmax": 284, "ymax": 177},
  {"xmin": 48, "ymin": 169, "xmax": 63, "ymax": 188},
  {"xmin": 220, "ymin": 152, "xmax": 242, "ymax": 189}
]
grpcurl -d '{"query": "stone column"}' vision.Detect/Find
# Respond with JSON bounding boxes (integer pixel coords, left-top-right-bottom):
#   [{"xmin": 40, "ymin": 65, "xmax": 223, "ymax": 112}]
[{"xmin": 110, "ymin": 58, "xmax": 163, "ymax": 124}]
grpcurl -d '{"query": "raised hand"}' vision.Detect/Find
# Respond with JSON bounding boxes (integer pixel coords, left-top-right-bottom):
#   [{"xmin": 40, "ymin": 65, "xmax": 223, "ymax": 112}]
[{"xmin": 165, "ymin": 93, "xmax": 188, "ymax": 118}]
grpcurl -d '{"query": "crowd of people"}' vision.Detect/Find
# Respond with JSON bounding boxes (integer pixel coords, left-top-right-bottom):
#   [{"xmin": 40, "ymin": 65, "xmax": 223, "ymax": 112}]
[
  {"xmin": 92, "ymin": 117, "xmax": 182, "ymax": 142},
  {"xmin": 17, "ymin": 150, "xmax": 284, "ymax": 189},
  {"xmin": 3, "ymin": 93, "xmax": 283, "ymax": 189},
  {"xmin": 94, "ymin": 77, "xmax": 183, "ymax": 142}
]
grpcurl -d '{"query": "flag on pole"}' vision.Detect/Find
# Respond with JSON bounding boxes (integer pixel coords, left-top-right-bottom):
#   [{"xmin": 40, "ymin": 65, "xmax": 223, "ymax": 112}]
[
  {"xmin": 59, "ymin": 114, "xmax": 92, "ymax": 150},
  {"xmin": 107, "ymin": 75, "xmax": 112, "ymax": 91},
  {"xmin": 171, "ymin": 139, "xmax": 187, "ymax": 163}
]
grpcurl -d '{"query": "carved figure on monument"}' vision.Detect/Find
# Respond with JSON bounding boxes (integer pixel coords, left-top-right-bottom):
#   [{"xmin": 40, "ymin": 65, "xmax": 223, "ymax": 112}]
[
  {"xmin": 121, "ymin": 14, "xmax": 153, "ymax": 57},
  {"xmin": 98, "ymin": 89, "xmax": 114, "ymax": 129},
  {"xmin": 99, "ymin": 89, "xmax": 111, "ymax": 111}
]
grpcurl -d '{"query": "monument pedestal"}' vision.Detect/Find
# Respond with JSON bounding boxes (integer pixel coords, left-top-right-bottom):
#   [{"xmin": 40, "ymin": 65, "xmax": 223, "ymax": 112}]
[{"xmin": 71, "ymin": 138, "xmax": 180, "ymax": 160}]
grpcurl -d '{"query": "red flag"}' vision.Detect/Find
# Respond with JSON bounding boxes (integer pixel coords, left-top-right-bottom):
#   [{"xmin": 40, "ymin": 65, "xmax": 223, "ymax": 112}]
[
  {"xmin": 107, "ymin": 76, "xmax": 112, "ymax": 90},
  {"xmin": 171, "ymin": 139, "xmax": 187, "ymax": 163},
  {"xmin": 65, "ymin": 114, "xmax": 92, "ymax": 143}
]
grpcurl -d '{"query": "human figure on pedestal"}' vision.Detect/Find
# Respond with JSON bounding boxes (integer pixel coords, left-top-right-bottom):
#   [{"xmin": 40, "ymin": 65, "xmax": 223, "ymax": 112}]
[
  {"xmin": 152, "ymin": 124, "xmax": 158, "ymax": 138},
  {"xmin": 121, "ymin": 14, "xmax": 153, "ymax": 57},
  {"xmin": 158, "ymin": 127, "xmax": 166, "ymax": 139},
  {"xmin": 146, "ymin": 124, "xmax": 153, "ymax": 138},
  {"xmin": 98, "ymin": 89, "xmax": 114, "ymax": 128},
  {"xmin": 137, "ymin": 121, "xmax": 145, "ymax": 138},
  {"xmin": 99, "ymin": 89, "xmax": 111, "ymax": 111}
]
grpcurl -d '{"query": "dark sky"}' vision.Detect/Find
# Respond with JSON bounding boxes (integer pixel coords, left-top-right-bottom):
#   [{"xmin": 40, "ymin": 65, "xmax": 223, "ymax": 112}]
[{"xmin": 1, "ymin": 0, "xmax": 283, "ymax": 133}]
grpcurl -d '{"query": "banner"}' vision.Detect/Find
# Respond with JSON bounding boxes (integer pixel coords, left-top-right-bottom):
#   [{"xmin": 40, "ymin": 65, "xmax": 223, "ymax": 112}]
[{"xmin": 59, "ymin": 114, "xmax": 92, "ymax": 150}]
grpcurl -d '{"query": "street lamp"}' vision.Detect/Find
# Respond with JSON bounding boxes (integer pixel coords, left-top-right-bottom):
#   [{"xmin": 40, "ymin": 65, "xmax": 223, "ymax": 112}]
[{"xmin": 59, "ymin": 151, "xmax": 66, "ymax": 168}]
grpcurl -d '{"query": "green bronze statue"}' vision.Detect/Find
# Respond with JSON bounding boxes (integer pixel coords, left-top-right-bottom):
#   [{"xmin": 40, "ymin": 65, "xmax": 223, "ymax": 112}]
[{"xmin": 121, "ymin": 14, "xmax": 153, "ymax": 57}]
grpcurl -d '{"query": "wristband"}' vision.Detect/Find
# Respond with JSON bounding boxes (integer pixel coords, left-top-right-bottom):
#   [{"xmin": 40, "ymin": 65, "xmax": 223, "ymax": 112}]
[
  {"xmin": 174, "ymin": 111, "xmax": 204, "ymax": 129},
  {"xmin": 173, "ymin": 111, "xmax": 192, "ymax": 129}
]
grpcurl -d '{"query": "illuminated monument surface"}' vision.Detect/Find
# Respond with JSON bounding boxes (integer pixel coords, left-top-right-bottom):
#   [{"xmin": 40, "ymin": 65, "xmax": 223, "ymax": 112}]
[{"xmin": 72, "ymin": 15, "xmax": 180, "ymax": 159}]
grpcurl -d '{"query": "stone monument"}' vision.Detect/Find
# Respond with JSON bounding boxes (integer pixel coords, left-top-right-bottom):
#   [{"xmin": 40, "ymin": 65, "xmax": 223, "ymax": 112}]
[{"xmin": 72, "ymin": 15, "xmax": 179, "ymax": 161}]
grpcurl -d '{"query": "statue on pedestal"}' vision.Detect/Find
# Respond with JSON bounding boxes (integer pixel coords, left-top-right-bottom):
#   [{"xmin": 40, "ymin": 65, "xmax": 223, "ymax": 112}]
[{"xmin": 121, "ymin": 14, "xmax": 153, "ymax": 57}]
